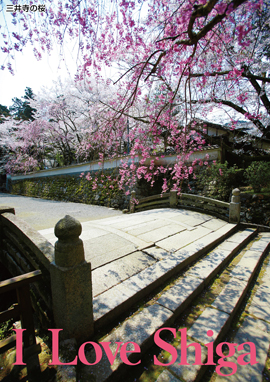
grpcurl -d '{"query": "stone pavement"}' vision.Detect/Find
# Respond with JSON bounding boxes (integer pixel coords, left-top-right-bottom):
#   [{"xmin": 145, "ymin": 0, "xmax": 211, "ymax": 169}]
[
  {"xmin": 39, "ymin": 207, "xmax": 232, "ymax": 285},
  {"xmin": 0, "ymin": 193, "xmax": 122, "ymax": 230}
]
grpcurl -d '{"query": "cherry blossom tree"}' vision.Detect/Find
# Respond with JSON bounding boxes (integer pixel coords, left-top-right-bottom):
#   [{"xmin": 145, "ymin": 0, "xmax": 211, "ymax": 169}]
[
  {"xmin": 1, "ymin": 0, "xmax": 269, "ymax": 192},
  {"xmin": 1, "ymin": 118, "xmax": 49, "ymax": 174},
  {"xmin": 1, "ymin": 78, "xmax": 125, "ymax": 172},
  {"xmin": 32, "ymin": 80, "xmax": 89, "ymax": 166},
  {"xmin": 30, "ymin": 78, "xmax": 126, "ymax": 165}
]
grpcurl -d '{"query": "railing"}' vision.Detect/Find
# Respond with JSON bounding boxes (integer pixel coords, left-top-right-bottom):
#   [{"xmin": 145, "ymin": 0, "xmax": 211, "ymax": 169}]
[
  {"xmin": 129, "ymin": 192, "xmax": 171, "ymax": 213},
  {"xmin": 0, "ymin": 207, "xmax": 54, "ymax": 328},
  {"xmin": 0, "ymin": 270, "xmax": 42, "ymax": 379},
  {"xmin": 177, "ymin": 193, "xmax": 230, "ymax": 219},
  {"xmin": 130, "ymin": 189, "xmax": 241, "ymax": 223},
  {"xmin": 0, "ymin": 208, "xmax": 94, "ymax": 343}
]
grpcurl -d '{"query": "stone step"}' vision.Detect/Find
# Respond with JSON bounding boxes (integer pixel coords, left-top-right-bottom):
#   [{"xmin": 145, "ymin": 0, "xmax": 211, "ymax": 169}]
[
  {"xmin": 212, "ymin": 233, "xmax": 270, "ymax": 382},
  {"xmin": 93, "ymin": 224, "xmax": 250, "ymax": 329},
  {"xmin": 80, "ymin": 228, "xmax": 260, "ymax": 381},
  {"xmin": 154, "ymin": 232, "xmax": 270, "ymax": 382}
]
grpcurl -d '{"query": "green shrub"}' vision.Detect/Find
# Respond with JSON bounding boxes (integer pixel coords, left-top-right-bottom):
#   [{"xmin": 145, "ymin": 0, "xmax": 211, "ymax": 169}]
[
  {"xmin": 244, "ymin": 161, "xmax": 270, "ymax": 193},
  {"xmin": 197, "ymin": 161, "xmax": 243, "ymax": 201}
]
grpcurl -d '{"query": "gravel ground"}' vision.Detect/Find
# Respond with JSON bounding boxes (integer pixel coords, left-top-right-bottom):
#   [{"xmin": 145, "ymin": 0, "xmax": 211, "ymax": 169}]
[{"xmin": 0, "ymin": 193, "xmax": 123, "ymax": 230}]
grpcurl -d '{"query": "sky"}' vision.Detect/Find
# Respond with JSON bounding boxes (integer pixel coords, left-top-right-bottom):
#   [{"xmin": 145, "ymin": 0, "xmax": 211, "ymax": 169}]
[
  {"xmin": 0, "ymin": 0, "xmax": 80, "ymax": 108},
  {"xmin": 0, "ymin": 0, "xmax": 140, "ymax": 109},
  {"xmin": 0, "ymin": 0, "xmax": 127, "ymax": 108},
  {"xmin": 0, "ymin": 43, "xmax": 120, "ymax": 108},
  {"xmin": 0, "ymin": 42, "xmax": 79, "ymax": 108}
]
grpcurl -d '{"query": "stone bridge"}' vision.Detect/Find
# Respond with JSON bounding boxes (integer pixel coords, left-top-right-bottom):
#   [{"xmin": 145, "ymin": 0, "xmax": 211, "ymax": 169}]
[{"xmin": 1, "ymin": 193, "xmax": 270, "ymax": 382}]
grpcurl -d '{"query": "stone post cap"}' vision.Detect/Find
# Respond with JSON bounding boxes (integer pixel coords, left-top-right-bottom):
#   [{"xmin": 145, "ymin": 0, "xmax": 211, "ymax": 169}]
[
  {"xmin": 231, "ymin": 188, "xmax": 241, "ymax": 205},
  {"xmin": 54, "ymin": 215, "xmax": 85, "ymax": 267},
  {"xmin": 55, "ymin": 215, "xmax": 82, "ymax": 241}
]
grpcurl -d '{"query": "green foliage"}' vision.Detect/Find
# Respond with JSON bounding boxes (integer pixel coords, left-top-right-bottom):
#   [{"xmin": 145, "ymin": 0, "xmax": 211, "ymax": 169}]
[
  {"xmin": 197, "ymin": 161, "xmax": 243, "ymax": 201},
  {"xmin": 9, "ymin": 87, "xmax": 36, "ymax": 121},
  {"xmin": 244, "ymin": 161, "xmax": 270, "ymax": 192},
  {"xmin": 55, "ymin": 153, "xmax": 66, "ymax": 167},
  {"xmin": 0, "ymin": 104, "xmax": 10, "ymax": 123}
]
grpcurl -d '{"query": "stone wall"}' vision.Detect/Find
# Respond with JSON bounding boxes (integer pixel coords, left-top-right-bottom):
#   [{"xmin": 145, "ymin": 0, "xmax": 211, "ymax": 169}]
[
  {"xmin": 7, "ymin": 147, "xmax": 222, "ymax": 210},
  {"xmin": 10, "ymin": 170, "xmax": 129, "ymax": 210}
]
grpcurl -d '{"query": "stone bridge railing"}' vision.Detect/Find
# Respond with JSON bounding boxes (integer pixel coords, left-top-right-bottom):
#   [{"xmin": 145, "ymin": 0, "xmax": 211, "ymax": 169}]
[
  {"xmin": 130, "ymin": 189, "xmax": 241, "ymax": 224},
  {"xmin": 0, "ymin": 207, "xmax": 54, "ymax": 328},
  {"xmin": 0, "ymin": 208, "xmax": 93, "ymax": 343}
]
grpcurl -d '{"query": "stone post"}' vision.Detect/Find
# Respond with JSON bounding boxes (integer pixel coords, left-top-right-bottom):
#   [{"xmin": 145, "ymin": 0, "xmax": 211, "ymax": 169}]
[
  {"xmin": 50, "ymin": 215, "xmax": 94, "ymax": 343},
  {"xmin": 130, "ymin": 190, "xmax": 136, "ymax": 213},
  {"xmin": 170, "ymin": 190, "xmax": 178, "ymax": 208},
  {"xmin": 229, "ymin": 188, "xmax": 241, "ymax": 223}
]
